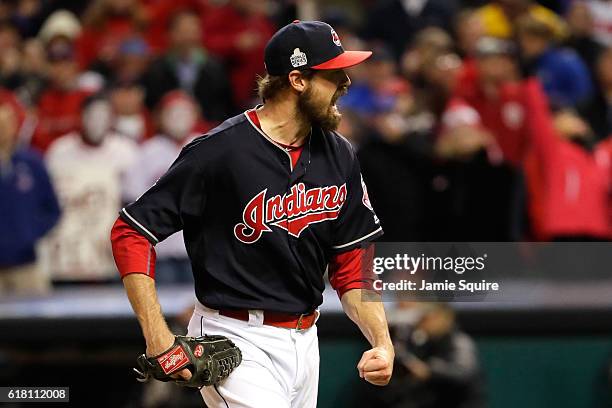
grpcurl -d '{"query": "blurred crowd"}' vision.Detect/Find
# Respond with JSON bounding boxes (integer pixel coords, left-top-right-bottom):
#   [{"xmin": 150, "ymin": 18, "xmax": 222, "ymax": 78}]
[
  {"xmin": 347, "ymin": 0, "xmax": 612, "ymax": 244},
  {"xmin": 1, "ymin": 0, "xmax": 612, "ymax": 293}
]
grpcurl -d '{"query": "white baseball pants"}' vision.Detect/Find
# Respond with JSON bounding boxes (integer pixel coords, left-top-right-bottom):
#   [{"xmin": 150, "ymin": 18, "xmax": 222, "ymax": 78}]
[{"xmin": 187, "ymin": 302, "xmax": 320, "ymax": 408}]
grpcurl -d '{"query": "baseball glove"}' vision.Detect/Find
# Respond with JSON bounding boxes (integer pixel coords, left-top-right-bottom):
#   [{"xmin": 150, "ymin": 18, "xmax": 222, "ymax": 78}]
[{"xmin": 134, "ymin": 335, "xmax": 242, "ymax": 388}]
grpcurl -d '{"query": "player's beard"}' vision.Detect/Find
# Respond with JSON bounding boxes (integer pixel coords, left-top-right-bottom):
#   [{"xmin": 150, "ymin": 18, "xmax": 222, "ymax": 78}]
[{"xmin": 298, "ymin": 86, "xmax": 347, "ymax": 131}]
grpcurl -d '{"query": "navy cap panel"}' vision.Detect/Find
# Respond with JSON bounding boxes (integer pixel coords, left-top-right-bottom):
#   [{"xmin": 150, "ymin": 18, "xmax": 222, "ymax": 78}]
[
  {"xmin": 303, "ymin": 21, "xmax": 344, "ymax": 67},
  {"xmin": 265, "ymin": 23, "xmax": 308, "ymax": 75},
  {"xmin": 286, "ymin": 24, "xmax": 310, "ymax": 70}
]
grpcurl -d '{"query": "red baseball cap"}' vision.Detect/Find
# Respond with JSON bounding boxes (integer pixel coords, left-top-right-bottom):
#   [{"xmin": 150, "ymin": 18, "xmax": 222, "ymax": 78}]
[{"xmin": 264, "ymin": 20, "xmax": 372, "ymax": 76}]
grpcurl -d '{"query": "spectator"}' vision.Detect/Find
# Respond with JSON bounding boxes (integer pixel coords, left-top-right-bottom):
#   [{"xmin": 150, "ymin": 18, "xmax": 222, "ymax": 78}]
[
  {"xmin": 454, "ymin": 9, "xmax": 486, "ymax": 59},
  {"xmin": 17, "ymin": 38, "xmax": 48, "ymax": 106},
  {"xmin": 111, "ymin": 36, "xmax": 150, "ymax": 82},
  {"xmin": 403, "ymin": 46, "xmax": 462, "ymax": 139},
  {"xmin": 0, "ymin": 89, "xmax": 60, "ymax": 295},
  {"xmin": 0, "ymin": 22, "xmax": 23, "ymax": 90},
  {"xmin": 38, "ymin": 9, "xmax": 82, "ymax": 45},
  {"xmin": 362, "ymin": 0, "xmax": 459, "ymax": 60},
  {"xmin": 357, "ymin": 303, "xmax": 486, "ymax": 408},
  {"xmin": 585, "ymin": 0, "xmax": 612, "ymax": 47},
  {"xmin": 475, "ymin": 0, "xmax": 567, "ymax": 40},
  {"xmin": 454, "ymin": 37, "xmax": 526, "ymax": 166},
  {"xmin": 516, "ymin": 14, "xmax": 593, "ymax": 107},
  {"xmin": 341, "ymin": 45, "xmax": 402, "ymax": 116},
  {"xmin": 1, "ymin": 20, "xmax": 48, "ymax": 107},
  {"xmin": 30, "ymin": 36, "xmax": 93, "ymax": 153},
  {"xmin": 109, "ymin": 79, "xmax": 153, "ymax": 143},
  {"xmin": 76, "ymin": 0, "xmax": 147, "ymax": 71},
  {"xmin": 436, "ymin": 59, "xmax": 497, "ymax": 165},
  {"xmin": 202, "ymin": 0, "xmax": 275, "ymax": 107},
  {"xmin": 41, "ymin": 94, "xmax": 137, "ymax": 282},
  {"xmin": 578, "ymin": 46, "xmax": 612, "ymax": 141},
  {"xmin": 400, "ymin": 27, "xmax": 454, "ymax": 87},
  {"xmin": 10, "ymin": 0, "xmax": 48, "ymax": 39},
  {"xmin": 357, "ymin": 49, "xmax": 463, "ymax": 242},
  {"xmin": 449, "ymin": 37, "xmax": 529, "ymax": 240},
  {"xmin": 123, "ymin": 91, "xmax": 202, "ymax": 284},
  {"xmin": 453, "ymin": 10, "xmax": 486, "ymax": 101},
  {"xmin": 523, "ymin": 80, "xmax": 611, "ymax": 240},
  {"xmin": 142, "ymin": 9, "xmax": 234, "ymax": 123},
  {"xmin": 26, "ymin": 9, "xmax": 82, "ymax": 105},
  {"xmin": 142, "ymin": 0, "xmax": 210, "ymax": 53},
  {"xmin": 564, "ymin": 1, "xmax": 604, "ymax": 76}
]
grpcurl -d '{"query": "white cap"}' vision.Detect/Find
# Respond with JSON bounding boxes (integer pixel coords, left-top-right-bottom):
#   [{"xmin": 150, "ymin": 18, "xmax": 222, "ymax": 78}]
[{"xmin": 38, "ymin": 10, "xmax": 82, "ymax": 44}]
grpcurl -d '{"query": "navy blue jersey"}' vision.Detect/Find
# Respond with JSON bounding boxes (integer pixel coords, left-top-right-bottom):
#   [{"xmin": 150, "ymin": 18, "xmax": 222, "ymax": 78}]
[{"xmin": 120, "ymin": 110, "xmax": 382, "ymax": 314}]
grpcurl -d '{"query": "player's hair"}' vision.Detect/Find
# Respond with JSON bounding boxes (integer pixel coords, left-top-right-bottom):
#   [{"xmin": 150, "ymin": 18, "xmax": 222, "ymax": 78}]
[{"xmin": 256, "ymin": 70, "xmax": 315, "ymax": 101}]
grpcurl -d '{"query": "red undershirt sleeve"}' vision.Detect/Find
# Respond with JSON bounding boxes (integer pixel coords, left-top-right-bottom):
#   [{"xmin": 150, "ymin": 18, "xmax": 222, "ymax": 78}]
[
  {"xmin": 111, "ymin": 217, "xmax": 157, "ymax": 279},
  {"xmin": 328, "ymin": 244, "xmax": 377, "ymax": 299}
]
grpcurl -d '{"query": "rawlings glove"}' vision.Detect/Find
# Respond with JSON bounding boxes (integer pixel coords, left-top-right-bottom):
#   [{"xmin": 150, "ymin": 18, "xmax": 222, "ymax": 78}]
[{"xmin": 134, "ymin": 335, "xmax": 242, "ymax": 388}]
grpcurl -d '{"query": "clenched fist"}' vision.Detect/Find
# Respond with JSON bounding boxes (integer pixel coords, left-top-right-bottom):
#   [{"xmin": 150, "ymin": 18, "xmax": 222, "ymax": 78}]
[{"xmin": 357, "ymin": 345, "xmax": 394, "ymax": 386}]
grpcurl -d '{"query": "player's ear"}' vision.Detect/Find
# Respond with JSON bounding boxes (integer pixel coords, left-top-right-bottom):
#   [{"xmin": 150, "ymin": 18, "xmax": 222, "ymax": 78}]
[{"xmin": 288, "ymin": 70, "xmax": 310, "ymax": 93}]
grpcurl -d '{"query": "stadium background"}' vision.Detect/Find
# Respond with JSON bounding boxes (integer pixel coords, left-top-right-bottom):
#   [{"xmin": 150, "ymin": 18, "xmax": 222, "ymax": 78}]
[{"xmin": 1, "ymin": 0, "xmax": 612, "ymax": 407}]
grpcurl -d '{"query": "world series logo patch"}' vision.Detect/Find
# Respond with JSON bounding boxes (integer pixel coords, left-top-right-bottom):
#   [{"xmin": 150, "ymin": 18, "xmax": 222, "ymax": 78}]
[{"xmin": 290, "ymin": 48, "xmax": 308, "ymax": 68}]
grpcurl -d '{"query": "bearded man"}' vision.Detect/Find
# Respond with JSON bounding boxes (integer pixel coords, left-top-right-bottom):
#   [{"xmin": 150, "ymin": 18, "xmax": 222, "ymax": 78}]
[{"xmin": 111, "ymin": 20, "xmax": 394, "ymax": 408}]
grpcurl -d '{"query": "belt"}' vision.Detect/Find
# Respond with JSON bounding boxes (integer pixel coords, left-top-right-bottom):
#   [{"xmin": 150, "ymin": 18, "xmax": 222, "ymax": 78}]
[{"xmin": 218, "ymin": 309, "xmax": 318, "ymax": 331}]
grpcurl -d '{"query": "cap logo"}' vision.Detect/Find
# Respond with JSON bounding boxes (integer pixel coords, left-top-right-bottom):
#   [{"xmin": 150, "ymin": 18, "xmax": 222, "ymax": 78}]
[
  {"xmin": 331, "ymin": 29, "xmax": 341, "ymax": 47},
  {"xmin": 290, "ymin": 48, "xmax": 308, "ymax": 68}
]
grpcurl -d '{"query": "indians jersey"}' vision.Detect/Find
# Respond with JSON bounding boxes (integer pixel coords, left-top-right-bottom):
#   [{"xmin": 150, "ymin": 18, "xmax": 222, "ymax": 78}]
[{"xmin": 120, "ymin": 109, "xmax": 382, "ymax": 313}]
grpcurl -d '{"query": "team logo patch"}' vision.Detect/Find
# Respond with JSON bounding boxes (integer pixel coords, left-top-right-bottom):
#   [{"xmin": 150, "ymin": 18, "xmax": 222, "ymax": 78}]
[
  {"xmin": 157, "ymin": 345, "xmax": 190, "ymax": 375},
  {"xmin": 360, "ymin": 174, "xmax": 379, "ymax": 224},
  {"xmin": 290, "ymin": 48, "xmax": 308, "ymax": 68},
  {"xmin": 360, "ymin": 174, "xmax": 373, "ymax": 211},
  {"xmin": 234, "ymin": 183, "xmax": 347, "ymax": 244},
  {"xmin": 193, "ymin": 344, "xmax": 204, "ymax": 358},
  {"xmin": 331, "ymin": 29, "xmax": 342, "ymax": 47}
]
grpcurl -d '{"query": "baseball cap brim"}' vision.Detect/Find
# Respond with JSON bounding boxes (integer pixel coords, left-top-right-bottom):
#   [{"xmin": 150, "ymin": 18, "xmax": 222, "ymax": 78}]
[{"xmin": 311, "ymin": 50, "xmax": 372, "ymax": 70}]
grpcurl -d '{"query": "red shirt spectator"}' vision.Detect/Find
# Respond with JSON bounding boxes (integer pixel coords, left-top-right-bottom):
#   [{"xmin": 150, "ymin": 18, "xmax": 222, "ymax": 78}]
[
  {"xmin": 592, "ymin": 136, "xmax": 612, "ymax": 237},
  {"xmin": 76, "ymin": 0, "xmax": 147, "ymax": 70},
  {"xmin": 32, "ymin": 88, "xmax": 91, "ymax": 153},
  {"xmin": 32, "ymin": 37, "xmax": 92, "ymax": 153},
  {"xmin": 454, "ymin": 69, "xmax": 530, "ymax": 167},
  {"xmin": 523, "ymin": 79, "xmax": 610, "ymax": 240},
  {"xmin": 454, "ymin": 38, "xmax": 530, "ymax": 167},
  {"xmin": 202, "ymin": 0, "xmax": 275, "ymax": 107},
  {"xmin": 142, "ymin": 0, "xmax": 210, "ymax": 53}
]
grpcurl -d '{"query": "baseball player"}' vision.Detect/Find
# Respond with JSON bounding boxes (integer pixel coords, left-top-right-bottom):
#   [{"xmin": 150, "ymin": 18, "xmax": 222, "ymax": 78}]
[{"xmin": 111, "ymin": 20, "xmax": 394, "ymax": 407}]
